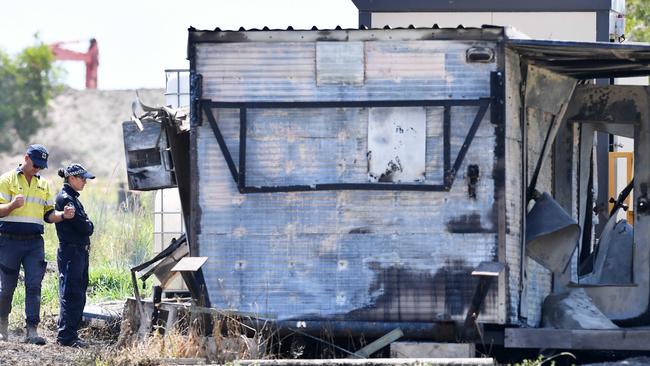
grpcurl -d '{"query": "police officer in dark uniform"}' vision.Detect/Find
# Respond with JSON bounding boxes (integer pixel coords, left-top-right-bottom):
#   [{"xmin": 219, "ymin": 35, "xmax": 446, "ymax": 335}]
[{"xmin": 54, "ymin": 163, "xmax": 95, "ymax": 348}]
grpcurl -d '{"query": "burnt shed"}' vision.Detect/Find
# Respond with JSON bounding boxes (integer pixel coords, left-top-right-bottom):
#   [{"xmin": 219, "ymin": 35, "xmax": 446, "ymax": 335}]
[{"xmin": 124, "ymin": 25, "xmax": 650, "ymax": 337}]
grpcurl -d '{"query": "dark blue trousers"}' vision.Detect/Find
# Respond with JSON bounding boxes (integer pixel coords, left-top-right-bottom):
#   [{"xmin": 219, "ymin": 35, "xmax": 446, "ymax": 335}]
[
  {"xmin": 0, "ymin": 236, "xmax": 46, "ymax": 325},
  {"xmin": 57, "ymin": 244, "xmax": 88, "ymax": 344}
]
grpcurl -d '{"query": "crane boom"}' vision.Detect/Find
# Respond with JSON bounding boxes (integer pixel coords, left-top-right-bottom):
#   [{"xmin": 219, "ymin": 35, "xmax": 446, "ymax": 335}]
[{"xmin": 50, "ymin": 38, "xmax": 99, "ymax": 89}]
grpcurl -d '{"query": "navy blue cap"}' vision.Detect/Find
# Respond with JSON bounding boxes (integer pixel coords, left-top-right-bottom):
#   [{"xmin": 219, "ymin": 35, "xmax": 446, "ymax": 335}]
[
  {"xmin": 63, "ymin": 163, "xmax": 95, "ymax": 179},
  {"xmin": 26, "ymin": 144, "xmax": 49, "ymax": 169}
]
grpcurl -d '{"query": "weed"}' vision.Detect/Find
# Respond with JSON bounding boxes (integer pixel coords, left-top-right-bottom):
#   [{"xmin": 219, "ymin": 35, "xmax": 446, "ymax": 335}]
[
  {"xmin": 88, "ymin": 266, "xmax": 134, "ymax": 302},
  {"xmin": 97, "ymin": 312, "xmax": 273, "ymax": 365},
  {"xmin": 517, "ymin": 352, "xmax": 576, "ymax": 366}
]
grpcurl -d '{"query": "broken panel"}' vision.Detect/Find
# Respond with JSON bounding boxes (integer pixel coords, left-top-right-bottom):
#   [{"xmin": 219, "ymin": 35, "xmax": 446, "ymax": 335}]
[
  {"xmin": 122, "ymin": 120, "xmax": 176, "ymax": 191},
  {"xmin": 368, "ymin": 107, "xmax": 426, "ymax": 183}
]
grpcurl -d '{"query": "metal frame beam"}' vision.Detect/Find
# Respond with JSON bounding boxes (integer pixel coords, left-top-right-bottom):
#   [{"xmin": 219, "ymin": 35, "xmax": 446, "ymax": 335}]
[{"xmin": 201, "ymin": 98, "xmax": 492, "ymax": 194}]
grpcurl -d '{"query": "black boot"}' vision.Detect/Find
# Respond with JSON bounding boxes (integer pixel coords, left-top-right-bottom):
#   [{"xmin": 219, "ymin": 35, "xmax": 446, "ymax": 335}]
[
  {"xmin": 0, "ymin": 316, "xmax": 7, "ymax": 342},
  {"xmin": 25, "ymin": 325, "xmax": 46, "ymax": 345}
]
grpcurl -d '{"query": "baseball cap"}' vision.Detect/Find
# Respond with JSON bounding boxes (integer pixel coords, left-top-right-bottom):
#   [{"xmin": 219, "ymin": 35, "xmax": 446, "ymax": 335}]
[
  {"xmin": 63, "ymin": 163, "xmax": 95, "ymax": 179},
  {"xmin": 26, "ymin": 144, "xmax": 49, "ymax": 169}
]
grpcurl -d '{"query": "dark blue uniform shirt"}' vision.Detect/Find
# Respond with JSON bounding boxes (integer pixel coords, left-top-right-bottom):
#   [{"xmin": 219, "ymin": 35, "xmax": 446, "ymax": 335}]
[{"xmin": 54, "ymin": 183, "xmax": 94, "ymax": 246}]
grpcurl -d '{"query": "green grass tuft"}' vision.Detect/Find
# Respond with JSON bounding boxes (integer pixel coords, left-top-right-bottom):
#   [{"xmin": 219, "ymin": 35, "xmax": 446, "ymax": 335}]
[{"xmin": 87, "ymin": 266, "xmax": 134, "ymax": 302}]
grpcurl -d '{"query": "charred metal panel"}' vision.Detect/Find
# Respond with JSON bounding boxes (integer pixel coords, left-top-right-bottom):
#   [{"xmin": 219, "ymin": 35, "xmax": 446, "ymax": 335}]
[
  {"xmin": 192, "ymin": 33, "xmax": 502, "ymax": 325},
  {"xmin": 507, "ymin": 40, "xmax": 650, "ymax": 78},
  {"xmin": 567, "ymin": 85, "xmax": 647, "ymax": 138},
  {"xmin": 165, "ymin": 126, "xmax": 191, "ymax": 226},
  {"xmin": 577, "ymin": 124, "xmax": 596, "ymax": 258},
  {"xmin": 503, "ymin": 51, "xmax": 561, "ymax": 326},
  {"xmin": 566, "ymin": 85, "xmax": 647, "ymax": 126},
  {"xmin": 504, "ymin": 49, "xmax": 526, "ymax": 324},
  {"xmin": 525, "ymin": 66, "xmax": 577, "ymax": 116},
  {"xmin": 553, "ymin": 118, "xmax": 581, "ymax": 289},
  {"xmin": 122, "ymin": 120, "xmax": 176, "ymax": 191},
  {"xmin": 525, "ymin": 66, "xmax": 577, "ymax": 198},
  {"xmin": 368, "ymin": 107, "xmax": 426, "ymax": 183},
  {"xmin": 526, "ymin": 108, "xmax": 556, "ymax": 191},
  {"xmin": 520, "ymin": 67, "xmax": 576, "ymax": 326}
]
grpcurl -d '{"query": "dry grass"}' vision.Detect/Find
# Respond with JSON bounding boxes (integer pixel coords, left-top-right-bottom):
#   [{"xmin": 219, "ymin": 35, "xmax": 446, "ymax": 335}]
[{"xmin": 96, "ymin": 312, "xmax": 272, "ymax": 365}]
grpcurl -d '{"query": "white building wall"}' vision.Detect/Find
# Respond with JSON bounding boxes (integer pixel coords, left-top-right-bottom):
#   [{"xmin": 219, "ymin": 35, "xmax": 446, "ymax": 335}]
[{"xmin": 372, "ymin": 12, "xmax": 598, "ymax": 41}]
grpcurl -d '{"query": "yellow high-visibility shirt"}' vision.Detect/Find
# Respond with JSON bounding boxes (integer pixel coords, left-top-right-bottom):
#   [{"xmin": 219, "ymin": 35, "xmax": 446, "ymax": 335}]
[{"xmin": 0, "ymin": 166, "xmax": 55, "ymax": 234}]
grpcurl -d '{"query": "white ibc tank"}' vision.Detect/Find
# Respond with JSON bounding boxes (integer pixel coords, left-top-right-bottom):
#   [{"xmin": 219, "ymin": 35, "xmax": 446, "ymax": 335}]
[
  {"xmin": 156, "ymin": 69, "xmax": 190, "ymax": 294},
  {"xmin": 165, "ymin": 69, "xmax": 190, "ymax": 108}
]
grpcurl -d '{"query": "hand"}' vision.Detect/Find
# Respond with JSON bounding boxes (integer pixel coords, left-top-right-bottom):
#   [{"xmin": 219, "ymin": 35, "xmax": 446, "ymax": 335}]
[
  {"xmin": 63, "ymin": 205, "xmax": 76, "ymax": 219},
  {"xmin": 11, "ymin": 194, "xmax": 25, "ymax": 209}
]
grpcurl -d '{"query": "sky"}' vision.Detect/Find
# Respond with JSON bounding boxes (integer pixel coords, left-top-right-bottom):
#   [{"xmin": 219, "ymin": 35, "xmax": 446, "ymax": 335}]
[{"xmin": 0, "ymin": 0, "xmax": 358, "ymax": 90}]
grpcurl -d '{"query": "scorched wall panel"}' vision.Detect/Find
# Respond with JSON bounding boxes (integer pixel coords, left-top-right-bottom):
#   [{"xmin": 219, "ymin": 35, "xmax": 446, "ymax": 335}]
[{"xmin": 194, "ymin": 38, "xmax": 502, "ymax": 322}]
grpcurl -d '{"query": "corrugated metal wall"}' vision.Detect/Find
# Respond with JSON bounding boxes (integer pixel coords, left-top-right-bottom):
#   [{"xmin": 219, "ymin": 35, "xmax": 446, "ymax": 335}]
[
  {"xmin": 194, "ymin": 38, "xmax": 502, "ymax": 323},
  {"xmin": 196, "ymin": 41, "xmax": 492, "ymax": 101}
]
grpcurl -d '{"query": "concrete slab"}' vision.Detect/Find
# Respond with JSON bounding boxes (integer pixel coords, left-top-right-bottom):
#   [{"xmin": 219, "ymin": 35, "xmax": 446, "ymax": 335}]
[
  {"xmin": 234, "ymin": 358, "xmax": 494, "ymax": 366},
  {"xmin": 83, "ymin": 301, "xmax": 124, "ymax": 322},
  {"xmin": 505, "ymin": 328, "xmax": 650, "ymax": 351},
  {"xmin": 390, "ymin": 342, "xmax": 475, "ymax": 358}
]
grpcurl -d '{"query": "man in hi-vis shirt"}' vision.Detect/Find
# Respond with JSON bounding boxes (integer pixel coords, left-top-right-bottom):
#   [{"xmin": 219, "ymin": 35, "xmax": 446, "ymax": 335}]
[{"xmin": 0, "ymin": 145, "xmax": 75, "ymax": 345}]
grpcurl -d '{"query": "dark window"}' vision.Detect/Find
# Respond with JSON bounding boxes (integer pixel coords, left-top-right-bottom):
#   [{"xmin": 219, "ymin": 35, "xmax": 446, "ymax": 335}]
[{"xmin": 128, "ymin": 148, "xmax": 162, "ymax": 168}]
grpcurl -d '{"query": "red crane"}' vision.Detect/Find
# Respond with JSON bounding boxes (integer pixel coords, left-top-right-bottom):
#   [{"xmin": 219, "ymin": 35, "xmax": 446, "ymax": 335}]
[{"xmin": 50, "ymin": 38, "xmax": 99, "ymax": 89}]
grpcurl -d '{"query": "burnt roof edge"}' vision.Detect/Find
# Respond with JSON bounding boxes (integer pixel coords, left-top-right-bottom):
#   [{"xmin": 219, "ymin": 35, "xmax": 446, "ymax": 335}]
[{"xmin": 187, "ymin": 25, "xmax": 506, "ymax": 45}]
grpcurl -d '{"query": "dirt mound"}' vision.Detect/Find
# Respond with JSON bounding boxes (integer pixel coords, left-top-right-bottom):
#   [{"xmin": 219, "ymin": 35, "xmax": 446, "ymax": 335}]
[{"xmin": 0, "ymin": 88, "xmax": 164, "ymax": 180}]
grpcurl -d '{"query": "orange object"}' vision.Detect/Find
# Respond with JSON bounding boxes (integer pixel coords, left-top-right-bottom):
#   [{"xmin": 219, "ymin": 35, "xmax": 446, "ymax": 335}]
[
  {"xmin": 50, "ymin": 39, "xmax": 99, "ymax": 89},
  {"xmin": 608, "ymin": 151, "xmax": 634, "ymax": 225}
]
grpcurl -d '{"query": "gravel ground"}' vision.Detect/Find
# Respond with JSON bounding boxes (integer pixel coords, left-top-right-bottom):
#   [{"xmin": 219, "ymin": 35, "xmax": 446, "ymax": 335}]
[
  {"xmin": 0, "ymin": 324, "xmax": 103, "ymax": 365},
  {"xmin": 0, "ymin": 306, "xmax": 124, "ymax": 366}
]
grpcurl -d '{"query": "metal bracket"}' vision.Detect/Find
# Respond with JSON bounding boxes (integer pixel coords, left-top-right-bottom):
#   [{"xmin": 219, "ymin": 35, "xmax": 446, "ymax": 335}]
[
  {"xmin": 171, "ymin": 256, "xmax": 211, "ymax": 308},
  {"xmin": 463, "ymin": 261, "xmax": 505, "ymax": 341},
  {"xmin": 349, "ymin": 328, "xmax": 404, "ymax": 358},
  {"xmin": 467, "ymin": 164, "xmax": 480, "ymax": 199}
]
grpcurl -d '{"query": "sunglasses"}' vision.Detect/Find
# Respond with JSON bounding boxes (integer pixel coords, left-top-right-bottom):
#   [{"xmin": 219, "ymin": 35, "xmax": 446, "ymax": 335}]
[{"xmin": 27, "ymin": 156, "xmax": 45, "ymax": 170}]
